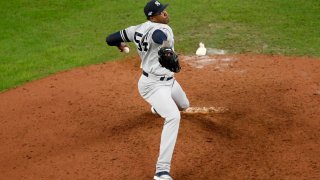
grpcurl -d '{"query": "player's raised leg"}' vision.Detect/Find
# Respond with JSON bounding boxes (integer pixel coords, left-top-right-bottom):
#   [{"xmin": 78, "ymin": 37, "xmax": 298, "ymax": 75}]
[{"xmin": 171, "ymin": 80, "xmax": 190, "ymax": 110}]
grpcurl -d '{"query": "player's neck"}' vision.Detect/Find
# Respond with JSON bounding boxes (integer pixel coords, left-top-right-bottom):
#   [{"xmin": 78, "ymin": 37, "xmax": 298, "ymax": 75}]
[{"xmin": 149, "ymin": 20, "xmax": 168, "ymax": 25}]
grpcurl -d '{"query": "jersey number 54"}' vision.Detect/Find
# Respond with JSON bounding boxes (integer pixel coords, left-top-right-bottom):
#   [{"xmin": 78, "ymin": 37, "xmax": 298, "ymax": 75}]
[{"xmin": 134, "ymin": 32, "xmax": 149, "ymax": 52}]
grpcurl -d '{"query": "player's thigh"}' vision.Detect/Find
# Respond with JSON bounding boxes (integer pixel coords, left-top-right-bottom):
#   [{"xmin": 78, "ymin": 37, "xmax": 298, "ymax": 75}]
[
  {"xmin": 146, "ymin": 86, "xmax": 179, "ymax": 118},
  {"xmin": 171, "ymin": 80, "xmax": 189, "ymax": 110}
]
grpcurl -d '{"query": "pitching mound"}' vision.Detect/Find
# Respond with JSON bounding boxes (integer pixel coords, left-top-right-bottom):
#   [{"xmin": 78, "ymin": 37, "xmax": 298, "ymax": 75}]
[{"xmin": 0, "ymin": 54, "xmax": 319, "ymax": 179}]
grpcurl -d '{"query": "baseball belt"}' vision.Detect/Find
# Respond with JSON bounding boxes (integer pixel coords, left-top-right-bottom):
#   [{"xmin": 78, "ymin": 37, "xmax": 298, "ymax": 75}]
[{"xmin": 142, "ymin": 71, "xmax": 173, "ymax": 81}]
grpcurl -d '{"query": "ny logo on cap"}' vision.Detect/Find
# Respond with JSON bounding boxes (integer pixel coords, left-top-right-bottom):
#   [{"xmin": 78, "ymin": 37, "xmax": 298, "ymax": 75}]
[{"xmin": 155, "ymin": 1, "xmax": 161, "ymax": 6}]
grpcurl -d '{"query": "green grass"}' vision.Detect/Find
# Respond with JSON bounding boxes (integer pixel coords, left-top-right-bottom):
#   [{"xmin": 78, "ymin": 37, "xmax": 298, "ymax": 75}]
[
  {"xmin": 171, "ymin": 0, "xmax": 320, "ymax": 55},
  {"xmin": 0, "ymin": 0, "xmax": 319, "ymax": 92}
]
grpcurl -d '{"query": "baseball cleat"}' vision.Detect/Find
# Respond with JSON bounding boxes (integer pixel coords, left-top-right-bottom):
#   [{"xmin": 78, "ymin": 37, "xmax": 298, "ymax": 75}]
[
  {"xmin": 151, "ymin": 106, "xmax": 159, "ymax": 115},
  {"xmin": 154, "ymin": 171, "xmax": 173, "ymax": 180}
]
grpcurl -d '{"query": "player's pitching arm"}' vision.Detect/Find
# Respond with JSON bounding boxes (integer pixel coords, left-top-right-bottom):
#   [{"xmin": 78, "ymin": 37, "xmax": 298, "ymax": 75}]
[{"xmin": 106, "ymin": 30, "xmax": 130, "ymax": 53}]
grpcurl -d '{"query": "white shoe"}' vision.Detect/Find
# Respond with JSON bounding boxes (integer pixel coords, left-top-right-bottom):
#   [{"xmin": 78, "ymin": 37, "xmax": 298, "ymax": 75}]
[
  {"xmin": 151, "ymin": 107, "xmax": 158, "ymax": 115},
  {"xmin": 154, "ymin": 171, "xmax": 173, "ymax": 180}
]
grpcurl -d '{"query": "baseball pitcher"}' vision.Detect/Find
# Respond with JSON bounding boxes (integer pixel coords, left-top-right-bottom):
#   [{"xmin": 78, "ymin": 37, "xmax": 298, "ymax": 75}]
[{"xmin": 106, "ymin": 1, "xmax": 189, "ymax": 179}]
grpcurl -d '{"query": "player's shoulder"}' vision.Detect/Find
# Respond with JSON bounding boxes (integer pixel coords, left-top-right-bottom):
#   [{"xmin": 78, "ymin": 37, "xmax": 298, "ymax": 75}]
[
  {"xmin": 155, "ymin": 23, "xmax": 172, "ymax": 30},
  {"xmin": 151, "ymin": 23, "xmax": 172, "ymax": 35}
]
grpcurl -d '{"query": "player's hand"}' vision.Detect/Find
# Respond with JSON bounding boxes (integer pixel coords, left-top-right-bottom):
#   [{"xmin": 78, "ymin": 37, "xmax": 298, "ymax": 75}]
[{"xmin": 117, "ymin": 42, "xmax": 128, "ymax": 52}]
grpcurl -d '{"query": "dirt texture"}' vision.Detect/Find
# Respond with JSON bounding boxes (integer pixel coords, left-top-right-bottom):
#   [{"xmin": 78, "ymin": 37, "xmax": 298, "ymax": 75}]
[{"xmin": 0, "ymin": 54, "xmax": 320, "ymax": 179}]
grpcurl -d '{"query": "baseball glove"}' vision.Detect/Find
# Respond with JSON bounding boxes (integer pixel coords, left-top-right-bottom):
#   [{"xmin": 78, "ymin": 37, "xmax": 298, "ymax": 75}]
[{"xmin": 158, "ymin": 47, "xmax": 181, "ymax": 73}]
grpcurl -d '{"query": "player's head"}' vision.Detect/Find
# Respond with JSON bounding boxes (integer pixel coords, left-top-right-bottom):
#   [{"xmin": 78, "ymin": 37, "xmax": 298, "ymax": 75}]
[{"xmin": 144, "ymin": 0, "xmax": 170, "ymax": 24}]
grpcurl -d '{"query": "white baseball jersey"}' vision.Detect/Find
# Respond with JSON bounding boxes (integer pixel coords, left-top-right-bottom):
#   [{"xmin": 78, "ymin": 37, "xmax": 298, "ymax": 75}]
[{"xmin": 120, "ymin": 21, "xmax": 174, "ymax": 77}]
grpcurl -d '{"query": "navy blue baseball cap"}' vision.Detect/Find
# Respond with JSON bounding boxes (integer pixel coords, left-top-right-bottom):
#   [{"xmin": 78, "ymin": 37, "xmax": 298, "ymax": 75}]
[{"xmin": 144, "ymin": 0, "xmax": 168, "ymax": 18}]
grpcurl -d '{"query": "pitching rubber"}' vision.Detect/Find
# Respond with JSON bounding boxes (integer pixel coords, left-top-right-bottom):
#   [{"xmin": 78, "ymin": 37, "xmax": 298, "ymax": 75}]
[{"xmin": 182, "ymin": 106, "xmax": 228, "ymax": 114}]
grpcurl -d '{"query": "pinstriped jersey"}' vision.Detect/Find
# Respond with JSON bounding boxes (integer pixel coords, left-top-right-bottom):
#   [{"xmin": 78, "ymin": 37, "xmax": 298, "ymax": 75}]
[{"xmin": 120, "ymin": 21, "xmax": 174, "ymax": 77}]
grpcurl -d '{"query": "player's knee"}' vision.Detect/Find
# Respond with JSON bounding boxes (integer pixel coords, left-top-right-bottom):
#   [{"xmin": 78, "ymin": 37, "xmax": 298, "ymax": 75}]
[
  {"xmin": 184, "ymin": 101, "xmax": 190, "ymax": 109},
  {"xmin": 179, "ymin": 100, "xmax": 190, "ymax": 111},
  {"xmin": 166, "ymin": 111, "xmax": 181, "ymax": 123}
]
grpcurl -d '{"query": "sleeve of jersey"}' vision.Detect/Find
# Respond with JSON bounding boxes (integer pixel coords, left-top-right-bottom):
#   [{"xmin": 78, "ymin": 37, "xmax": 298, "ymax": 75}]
[
  {"xmin": 152, "ymin": 29, "xmax": 168, "ymax": 44},
  {"xmin": 156, "ymin": 27, "xmax": 174, "ymax": 47},
  {"xmin": 122, "ymin": 26, "xmax": 136, "ymax": 42},
  {"xmin": 106, "ymin": 26, "xmax": 135, "ymax": 46},
  {"xmin": 106, "ymin": 31, "xmax": 122, "ymax": 46},
  {"xmin": 163, "ymin": 28, "xmax": 173, "ymax": 41},
  {"xmin": 119, "ymin": 29, "xmax": 131, "ymax": 42}
]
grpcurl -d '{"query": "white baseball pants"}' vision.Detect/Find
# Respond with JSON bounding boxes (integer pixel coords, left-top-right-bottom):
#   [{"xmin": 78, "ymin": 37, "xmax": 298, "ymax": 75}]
[{"xmin": 138, "ymin": 74, "xmax": 189, "ymax": 173}]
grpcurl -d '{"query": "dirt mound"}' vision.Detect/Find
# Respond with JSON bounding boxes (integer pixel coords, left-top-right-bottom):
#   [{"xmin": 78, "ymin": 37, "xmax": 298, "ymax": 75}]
[{"xmin": 0, "ymin": 54, "xmax": 319, "ymax": 179}]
